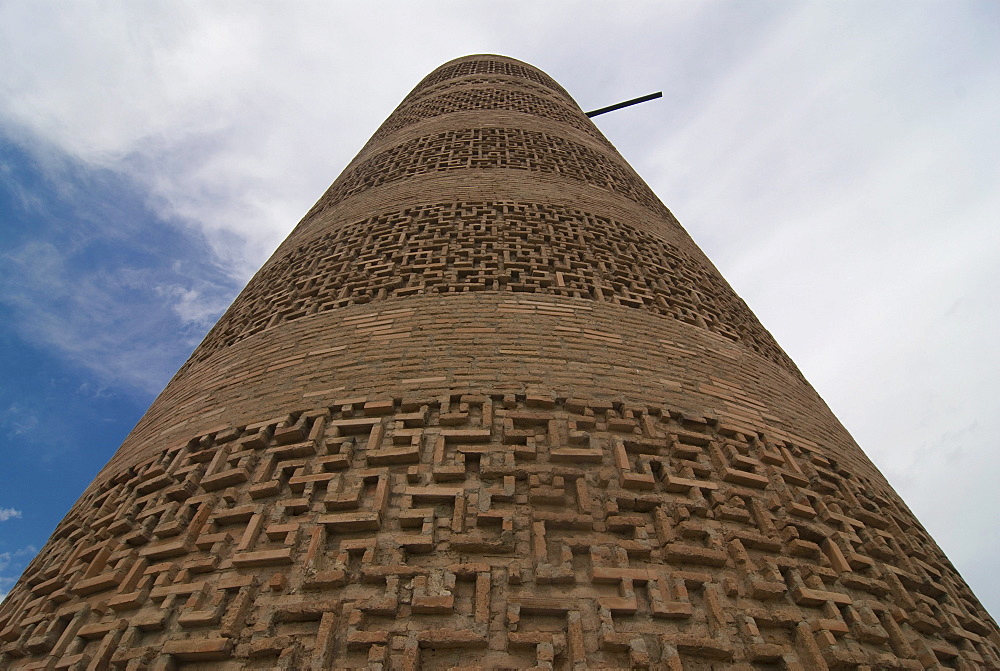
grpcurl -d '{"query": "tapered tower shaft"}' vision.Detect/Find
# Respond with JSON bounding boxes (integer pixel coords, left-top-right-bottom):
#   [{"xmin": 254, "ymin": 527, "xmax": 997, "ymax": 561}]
[{"xmin": 2, "ymin": 55, "xmax": 996, "ymax": 669}]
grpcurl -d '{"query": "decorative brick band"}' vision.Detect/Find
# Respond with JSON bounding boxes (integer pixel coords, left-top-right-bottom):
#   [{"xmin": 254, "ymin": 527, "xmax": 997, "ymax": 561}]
[
  {"xmin": 370, "ymin": 86, "xmax": 613, "ymax": 149},
  {"xmin": 191, "ymin": 201, "xmax": 797, "ymax": 376},
  {"xmin": 405, "ymin": 57, "xmax": 572, "ymax": 103},
  {"xmin": 3, "ymin": 394, "xmax": 994, "ymax": 669},
  {"xmin": 303, "ymin": 127, "xmax": 669, "ymax": 225},
  {"xmin": 401, "ymin": 75, "xmax": 560, "ymax": 107}
]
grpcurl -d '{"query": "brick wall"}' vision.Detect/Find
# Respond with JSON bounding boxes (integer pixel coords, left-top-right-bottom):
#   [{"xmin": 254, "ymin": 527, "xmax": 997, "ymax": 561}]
[{"xmin": 2, "ymin": 54, "xmax": 996, "ymax": 670}]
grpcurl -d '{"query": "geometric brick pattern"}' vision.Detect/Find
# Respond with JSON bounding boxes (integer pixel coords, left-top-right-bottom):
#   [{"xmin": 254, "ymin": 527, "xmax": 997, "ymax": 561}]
[
  {"xmin": 403, "ymin": 75, "xmax": 560, "ymax": 109},
  {"xmin": 403, "ymin": 58, "xmax": 571, "ymax": 103},
  {"xmin": 306, "ymin": 127, "xmax": 671, "ymax": 222},
  {"xmin": 192, "ymin": 201, "xmax": 798, "ymax": 375},
  {"xmin": 3, "ymin": 394, "xmax": 997, "ymax": 669},
  {"xmin": 368, "ymin": 86, "xmax": 614, "ymax": 151},
  {"xmin": 4, "ymin": 54, "xmax": 997, "ymax": 669}
]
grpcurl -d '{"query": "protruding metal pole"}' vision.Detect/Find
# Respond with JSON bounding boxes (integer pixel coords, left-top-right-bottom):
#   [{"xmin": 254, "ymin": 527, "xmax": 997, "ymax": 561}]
[{"xmin": 585, "ymin": 92, "xmax": 662, "ymax": 118}]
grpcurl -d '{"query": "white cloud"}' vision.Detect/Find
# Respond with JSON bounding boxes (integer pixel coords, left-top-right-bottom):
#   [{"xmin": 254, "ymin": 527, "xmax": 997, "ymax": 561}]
[
  {"xmin": 0, "ymin": 508, "xmax": 22, "ymax": 522},
  {"xmin": 155, "ymin": 282, "xmax": 233, "ymax": 329},
  {"xmin": 0, "ymin": 545, "xmax": 38, "ymax": 603},
  {"xmin": 628, "ymin": 4, "xmax": 1000, "ymax": 617},
  {"xmin": 1, "ymin": 405, "xmax": 38, "ymax": 438},
  {"xmin": 0, "ymin": 237, "xmax": 236, "ymax": 395},
  {"xmin": 0, "ymin": 3, "xmax": 498, "ymax": 276}
]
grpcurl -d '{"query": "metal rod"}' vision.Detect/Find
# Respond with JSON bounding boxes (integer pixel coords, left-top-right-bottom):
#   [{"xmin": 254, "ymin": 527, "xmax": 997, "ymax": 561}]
[{"xmin": 585, "ymin": 92, "xmax": 662, "ymax": 118}]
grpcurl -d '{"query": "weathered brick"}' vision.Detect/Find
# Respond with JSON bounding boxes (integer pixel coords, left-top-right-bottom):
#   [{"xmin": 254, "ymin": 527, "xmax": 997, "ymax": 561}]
[{"xmin": 2, "ymin": 54, "xmax": 996, "ymax": 671}]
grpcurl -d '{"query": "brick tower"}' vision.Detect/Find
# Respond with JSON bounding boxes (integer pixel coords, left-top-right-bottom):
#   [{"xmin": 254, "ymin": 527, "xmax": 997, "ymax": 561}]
[{"xmin": 2, "ymin": 55, "xmax": 997, "ymax": 669}]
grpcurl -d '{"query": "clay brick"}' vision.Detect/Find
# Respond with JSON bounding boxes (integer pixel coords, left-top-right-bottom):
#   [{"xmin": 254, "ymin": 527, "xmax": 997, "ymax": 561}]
[
  {"xmin": 162, "ymin": 637, "xmax": 233, "ymax": 661},
  {"xmin": 3, "ymin": 54, "xmax": 997, "ymax": 671}
]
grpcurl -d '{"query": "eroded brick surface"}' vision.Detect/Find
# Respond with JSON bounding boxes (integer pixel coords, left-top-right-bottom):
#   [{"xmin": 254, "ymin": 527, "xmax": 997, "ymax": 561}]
[
  {"xmin": 3, "ymin": 53, "xmax": 997, "ymax": 669},
  {"xmin": 192, "ymin": 202, "xmax": 795, "ymax": 375},
  {"xmin": 4, "ymin": 397, "xmax": 999, "ymax": 669}
]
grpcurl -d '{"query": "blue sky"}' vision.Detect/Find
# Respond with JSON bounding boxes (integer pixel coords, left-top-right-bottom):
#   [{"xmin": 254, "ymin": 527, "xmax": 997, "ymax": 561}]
[
  {"xmin": 1, "ymin": 1, "xmax": 998, "ymax": 617},
  {"xmin": 0, "ymin": 135, "xmax": 241, "ymax": 594}
]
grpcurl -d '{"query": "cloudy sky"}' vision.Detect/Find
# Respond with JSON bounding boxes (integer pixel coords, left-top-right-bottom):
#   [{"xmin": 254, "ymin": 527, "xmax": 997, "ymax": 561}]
[{"xmin": 1, "ymin": 2, "xmax": 997, "ymax": 615}]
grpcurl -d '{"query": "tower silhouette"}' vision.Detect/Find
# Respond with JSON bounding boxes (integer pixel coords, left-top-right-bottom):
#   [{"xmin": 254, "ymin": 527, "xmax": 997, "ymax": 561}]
[{"xmin": 2, "ymin": 55, "xmax": 997, "ymax": 669}]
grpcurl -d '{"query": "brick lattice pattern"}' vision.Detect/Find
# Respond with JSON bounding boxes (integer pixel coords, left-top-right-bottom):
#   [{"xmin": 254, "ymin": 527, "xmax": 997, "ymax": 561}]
[
  {"xmin": 192, "ymin": 201, "xmax": 796, "ymax": 376},
  {"xmin": 2, "ymin": 55, "xmax": 997, "ymax": 670}
]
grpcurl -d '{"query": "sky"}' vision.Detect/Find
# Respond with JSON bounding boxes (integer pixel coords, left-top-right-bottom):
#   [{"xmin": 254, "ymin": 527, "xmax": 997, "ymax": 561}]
[{"xmin": 0, "ymin": 1, "xmax": 997, "ymax": 617}]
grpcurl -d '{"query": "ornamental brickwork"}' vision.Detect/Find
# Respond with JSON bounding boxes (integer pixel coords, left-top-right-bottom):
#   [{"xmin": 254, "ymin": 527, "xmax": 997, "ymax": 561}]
[{"xmin": 2, "ymin": 55, "xmax": 997, "ymax": 670}]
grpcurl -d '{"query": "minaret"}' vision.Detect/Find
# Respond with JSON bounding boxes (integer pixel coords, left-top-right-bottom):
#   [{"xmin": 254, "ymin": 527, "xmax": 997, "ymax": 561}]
[{"xmin": 2, "ymin": 55, "xmax": 996, "ymax": 669}]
